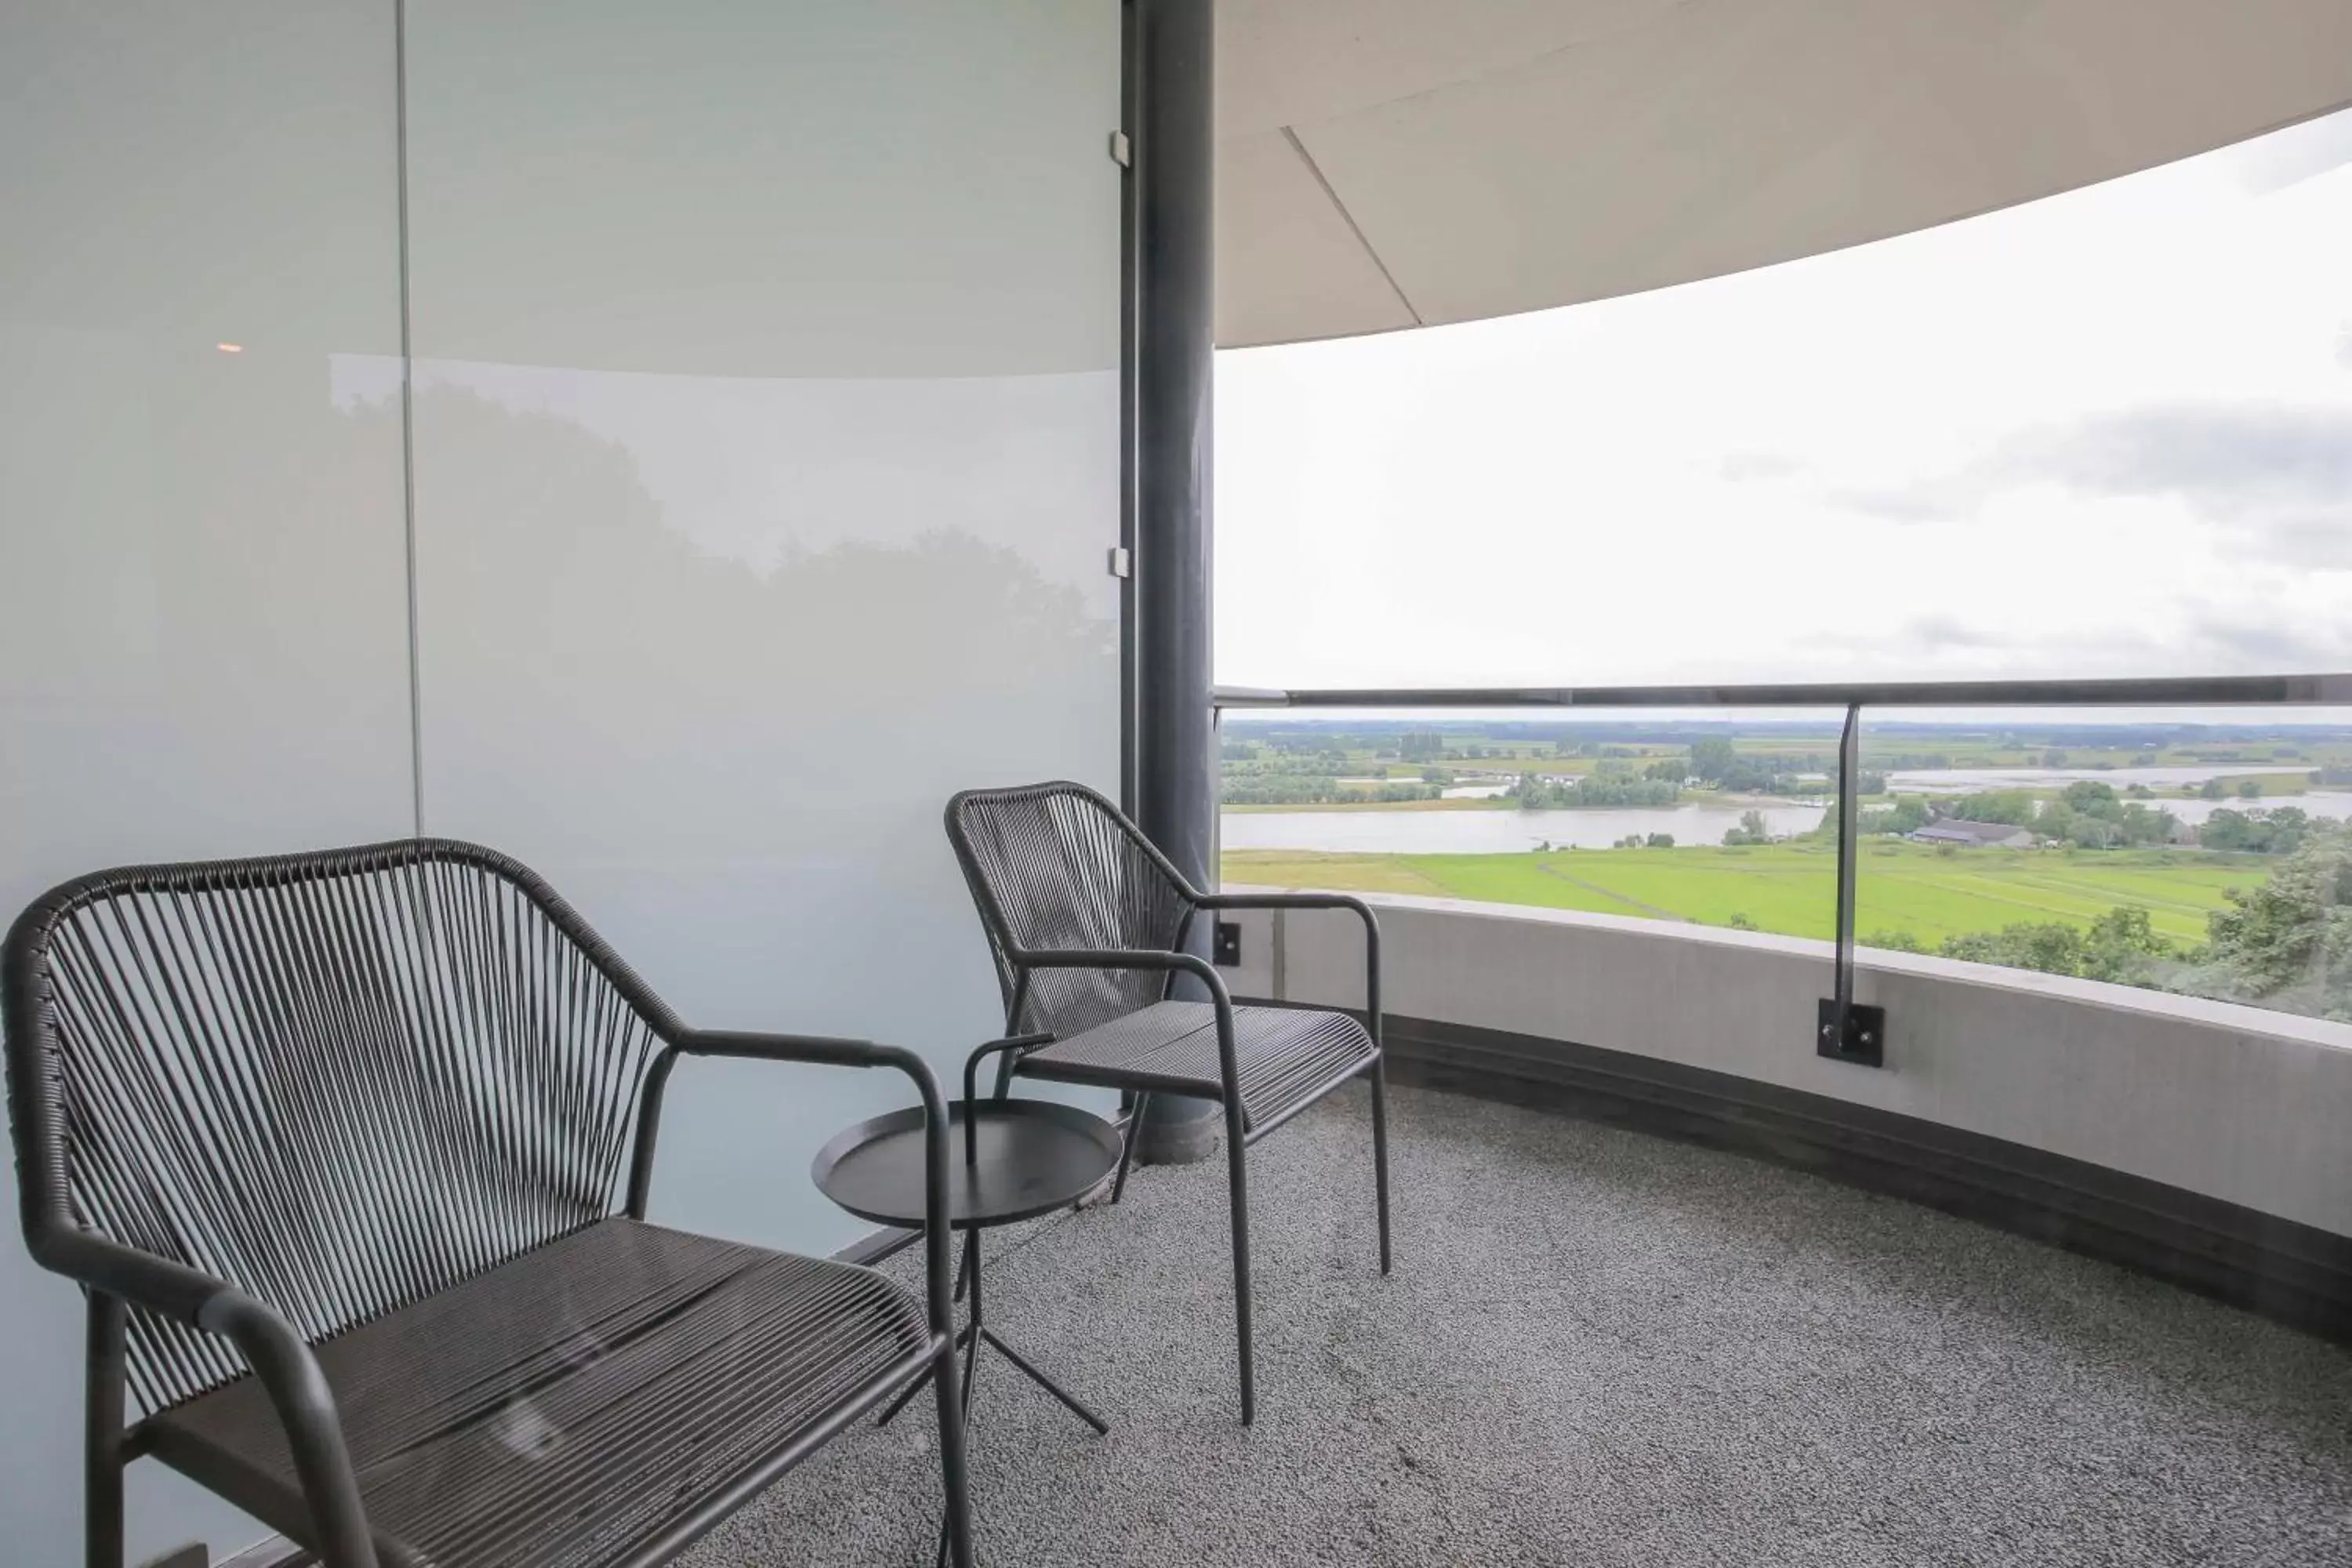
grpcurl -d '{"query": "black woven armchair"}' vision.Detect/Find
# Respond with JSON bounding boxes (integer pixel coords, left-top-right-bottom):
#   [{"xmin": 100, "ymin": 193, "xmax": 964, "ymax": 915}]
[
  {"xmin": 943, "ymin": 782, "xmax": 1392, "ymax": 1425},
  {"xmin": 3, "ymin": 838, "xmax": 974, "ymax": 1568}
]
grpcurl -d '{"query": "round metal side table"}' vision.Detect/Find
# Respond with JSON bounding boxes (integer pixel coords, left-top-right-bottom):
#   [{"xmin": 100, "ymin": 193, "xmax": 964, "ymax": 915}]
[{"xmin": 815, "ymin": 1098, "xmax": 1121, "ymax": 1560}]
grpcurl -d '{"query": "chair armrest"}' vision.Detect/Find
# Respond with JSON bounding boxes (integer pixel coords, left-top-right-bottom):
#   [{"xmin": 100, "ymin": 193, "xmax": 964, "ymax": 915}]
[
  {"xmin": 677, "ymin": 1029, "xmax": 902, "ymax": 1070},
  {"xmin": 643, "ymin": 1031, "xmax": 960, "ymax": 1347},
  {"xmin": 32, "ymin": 1226, "xmax": 237, "ymax": 1326},
  {"xmin": 629, "ymin": 1029, "xmax": 926, "ymax": 1214},
  {"xmin": 961, "ymin": 1034, "xmax": 1053, "ymax": 1160},
  {"xmin": 32, "ymin": 1232, "xmax": 379, "ymax": 1568},
  {"xmin": 1190, "ymin": 894, "xmax": 1383, "ymax": 1047},
  {"xmin": 1197, "ymin": 889, "xmax": 1375, "ymax": 922},
  {"xmin": 198, "ymin": 1292, "xmax": 379, "ymax": 1567}
]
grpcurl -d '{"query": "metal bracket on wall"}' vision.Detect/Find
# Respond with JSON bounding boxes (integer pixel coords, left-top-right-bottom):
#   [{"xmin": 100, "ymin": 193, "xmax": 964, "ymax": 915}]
[
  {"xmin": 1818, "ymin": 997, "xmax": 1885, "ymax": 1066},
  {"xmin": 1817, "ymin": 702, "xmax": 1886, "ymax": 1067}
]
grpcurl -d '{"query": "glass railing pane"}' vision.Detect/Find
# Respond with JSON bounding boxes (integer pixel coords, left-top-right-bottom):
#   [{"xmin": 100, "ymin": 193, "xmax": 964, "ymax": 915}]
[
  {"xmin": 1218, "ymin": 705, "xmax": 1843, "ymax": 941},
  {"xmin": 1856, "ymin": 704, "xmax": 2352, "ymax": 1024}
]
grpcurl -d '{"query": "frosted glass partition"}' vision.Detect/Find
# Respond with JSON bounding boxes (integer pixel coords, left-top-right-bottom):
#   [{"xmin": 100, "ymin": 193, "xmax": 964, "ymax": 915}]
[
  {"xmin": 0, "ymin": 3, "xmax": 414, "ymax": 1559},
  {"xmin": 402, "ymin": 1, "xmax": 1124, "ymax": 1254}
]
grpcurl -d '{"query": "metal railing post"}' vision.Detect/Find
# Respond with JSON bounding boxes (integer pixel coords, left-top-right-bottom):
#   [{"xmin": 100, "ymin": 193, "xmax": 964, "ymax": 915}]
[{"xmin": 1817, "ymin": 702, "xmax": 1883, "ymax": 1065}]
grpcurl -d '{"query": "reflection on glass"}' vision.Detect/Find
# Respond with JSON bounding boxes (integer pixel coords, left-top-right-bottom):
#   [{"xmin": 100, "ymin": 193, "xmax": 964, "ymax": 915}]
[
  {"xmin": 395, "ymin": 355, "xmax": 1119, "ymax": 1249},
  {"xmin": 393, "ymin": 0, "xmax": 1125, "ymax": 1251}
]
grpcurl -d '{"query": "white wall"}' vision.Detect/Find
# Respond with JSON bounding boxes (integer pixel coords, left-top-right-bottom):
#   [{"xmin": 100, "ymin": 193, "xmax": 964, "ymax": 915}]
[
  {"xmin": 0, "ymin": 2, "xmax": 1120, "ymax": 1560},
  {"xmin": 1227, "ymin": 894, "xmax": 2352, "ymax": 1237}
]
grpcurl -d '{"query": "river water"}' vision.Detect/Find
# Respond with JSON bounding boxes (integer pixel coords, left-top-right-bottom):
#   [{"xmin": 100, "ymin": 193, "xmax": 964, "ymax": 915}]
[
  {"xmin": 1223, "ymin": 774, "xmax": 2352, "ymax": 855},
  {"xmin": 1883, "ymin": 764, "xmax": 2314, "ymax": 794},
  {"xmin": 1221, "ymin": 800, "xmax": 1829, "ymax": 854},
  {"xmin": 2160, "ymin": 792, "xmax": 2352, "ymax": 826}
]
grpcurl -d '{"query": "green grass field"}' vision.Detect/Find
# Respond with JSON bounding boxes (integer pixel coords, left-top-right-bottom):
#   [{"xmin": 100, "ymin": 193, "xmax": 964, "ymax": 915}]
[
  {"xmin": 1223, "ymin": 796, "xmax": 1508, "ymax": 813},
  {"xmin": 1220, "ymin": 840, "xmax": 2270, "ymax": 948},
  {"xmin": 2191, "ymin": 771, "xmax": 2318, "ymax": 799}
]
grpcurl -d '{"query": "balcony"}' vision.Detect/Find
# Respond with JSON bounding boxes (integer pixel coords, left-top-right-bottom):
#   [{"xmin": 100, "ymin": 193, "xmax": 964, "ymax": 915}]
[
  {"xmin": 12, "ymin": 3, "xmax": 2352, "ymax": 1566},
  {"xmin": 694, "ymin": 1076, "xmax": 2352, "ymax": 1565}
]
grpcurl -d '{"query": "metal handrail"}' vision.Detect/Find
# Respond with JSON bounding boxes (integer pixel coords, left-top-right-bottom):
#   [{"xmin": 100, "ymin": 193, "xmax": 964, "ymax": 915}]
[
  {"xmin": 1210, "ymin": 673, "xmax": 2352, "ymax": 1067},
  {"xmin": 1214, "ymin": 673, "xmax": 2352, "ymax": 710}
]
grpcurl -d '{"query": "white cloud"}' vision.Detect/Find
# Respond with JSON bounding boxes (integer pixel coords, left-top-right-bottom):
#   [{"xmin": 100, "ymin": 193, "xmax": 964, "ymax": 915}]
[{"xmin": 1215, "ymin": 111, "xmax": 2352, "ymax": 691}]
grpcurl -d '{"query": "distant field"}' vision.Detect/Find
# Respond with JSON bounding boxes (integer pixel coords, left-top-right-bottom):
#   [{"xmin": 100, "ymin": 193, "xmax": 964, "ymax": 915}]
[
  {"xmin": 2194, "ymin": 772, "xmax": 2319, "ymax": 799},
  {"xmin": 1220, "ymin": 840, "xmax": 2270, "ymax": 947}
]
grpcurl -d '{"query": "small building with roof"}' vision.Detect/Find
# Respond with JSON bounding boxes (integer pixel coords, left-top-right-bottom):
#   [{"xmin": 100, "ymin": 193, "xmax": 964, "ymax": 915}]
[{"xmin": 1910, "ymin": 819, "xmax": 2036, "ymax": 848}]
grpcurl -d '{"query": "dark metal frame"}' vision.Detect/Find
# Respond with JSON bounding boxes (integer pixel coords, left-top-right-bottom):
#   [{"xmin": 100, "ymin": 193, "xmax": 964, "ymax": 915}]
[
  {"xmin": 1820, "ymin": 703, "xmax": 1883, "ymax": 1065},
  {"xmin": 1214, "ymin": 673, "xmax": 2351, "ymax": 1068},
  {"xmin": 1212, "ymin": 674, "xmax": 2350, "ymax": 710},
  {"xmin": 1126, "ymin": 0, "xmax": 1227, "ymax": 1165},
  {"xmin": 944, "ymin": 782, "xmax": 1389, "ymax": 1426},
  {"xmin": 4, "ymin": 839, "xmax": 974, "ymax": 1568}
]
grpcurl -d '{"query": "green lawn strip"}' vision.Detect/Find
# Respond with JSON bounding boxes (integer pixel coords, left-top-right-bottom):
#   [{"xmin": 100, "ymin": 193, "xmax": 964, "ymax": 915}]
[
  {"xmin": 1861, "ymin": 858, "xmax": 2216, "ymax": 943},
  {"xmin": 1223, "ymin": 797, "xmax": 1509, "ymax": 814},
  {"xmin": 1573, "ymin": 861, "xmax": 1832, "ymax": 934},
  {"xmin": 1402, "ymin": 855, "xmax": 1661, "ymax": 919},
  {"xmin": 2195, "ymin": 772, "xmax": 2317, "ymax": 798},
  {"xmin": 1433, "ymin": 849, "xmax": 1838, "ymax": 935},
  {"xmin": 1860, "ymin": 877, "xmax": 2131, "ymax": 944},
  {"xmin": 1923, "ymin": 869, "xmax": 2121, "ymax": 920},
  {"xmin": 1219, "ymin": 843, "xmax": 2263, "ymax": 950},
  {"xmin": 1218, "ymin": 851, "xmax": 1453, "ymax": 897},
  {"xmin": 1527, "ymin": 862, "xmax": 1686, "ymax": 921},
  {"xmin": 1997, "ymin": 868, "xmax": 2228, "ymax": 920}
]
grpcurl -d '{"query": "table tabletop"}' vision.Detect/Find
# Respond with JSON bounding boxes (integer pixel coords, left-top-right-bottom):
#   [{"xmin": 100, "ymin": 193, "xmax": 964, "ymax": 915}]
[{"xmin": 812, "ymin": 1098, "xmax": 1122, "ymax": 1231}]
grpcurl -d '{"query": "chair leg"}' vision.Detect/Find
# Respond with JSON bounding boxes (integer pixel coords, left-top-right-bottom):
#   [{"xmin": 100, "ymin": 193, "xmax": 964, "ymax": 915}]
[
  {"xmin": 1111, "ymin": 1091, "xmax": 1149, "ymax": 1204},
  {"xmin": 1370, "ymin": 1056, "xmax": 1393, "ymax": 1276},
  {"xmin": 87, "ymin": 1293, "xmax": 125, "ymax": 1568},
  {"xmin": 1223, "ymin": 1100, "xmax": 1256, "ymax": 1425},
  {"xmin": 932, "ymin": 1320, "xmax": 977, "ymax": 1568}
]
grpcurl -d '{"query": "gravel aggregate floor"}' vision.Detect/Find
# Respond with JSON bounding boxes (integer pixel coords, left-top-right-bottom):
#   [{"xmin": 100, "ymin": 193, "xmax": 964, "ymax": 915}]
[{"xmin": 688, "ymin": 1082, "xmax": 2352, "ymax": 1567}]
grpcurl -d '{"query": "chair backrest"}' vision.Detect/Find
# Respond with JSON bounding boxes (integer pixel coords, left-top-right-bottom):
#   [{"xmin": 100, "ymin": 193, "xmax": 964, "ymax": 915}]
[
  {"xmin": 944, "ymin": 782, "xmax": 1197, "ymax": 1040},
  {"xmin": 4, "ymin": 838, "xmax": 681, "ymax": 1414}
]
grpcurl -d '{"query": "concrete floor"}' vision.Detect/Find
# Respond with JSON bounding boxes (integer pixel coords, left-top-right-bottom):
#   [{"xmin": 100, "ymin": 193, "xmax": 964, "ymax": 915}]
[{"xmin": 688, "ymin": 1083, "xmax": 2352, "ymax": 1567}]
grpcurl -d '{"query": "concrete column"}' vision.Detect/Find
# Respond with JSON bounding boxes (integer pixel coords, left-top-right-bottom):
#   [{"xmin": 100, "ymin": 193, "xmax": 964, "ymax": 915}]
[{"xmin": 1130, "ymin": 0, "xmax": 1220, "ymax": 1163}]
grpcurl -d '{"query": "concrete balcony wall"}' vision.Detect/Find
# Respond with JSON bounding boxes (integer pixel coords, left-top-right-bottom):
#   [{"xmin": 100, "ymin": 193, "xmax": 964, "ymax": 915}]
[{"xmin": 1221, "ymin": 894, "xmax": 2352, "ymax": 1240}]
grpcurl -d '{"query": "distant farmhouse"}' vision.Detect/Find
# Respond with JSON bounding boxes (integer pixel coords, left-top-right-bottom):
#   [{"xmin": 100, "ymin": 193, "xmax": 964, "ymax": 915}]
[{"xmin": 1908, "ymin": 819, "xmax": 2036, "ymax": 849}]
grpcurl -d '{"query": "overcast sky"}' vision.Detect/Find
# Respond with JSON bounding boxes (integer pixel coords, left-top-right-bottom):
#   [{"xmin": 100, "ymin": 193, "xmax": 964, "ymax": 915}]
[{"xmin": 1215, "ymin": 108, "xmax": 2352, "ymax": 697}]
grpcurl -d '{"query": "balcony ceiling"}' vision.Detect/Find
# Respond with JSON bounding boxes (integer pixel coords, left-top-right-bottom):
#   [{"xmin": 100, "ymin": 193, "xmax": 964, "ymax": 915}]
[{"xmin": 1215, "ymin": 0, "xmax": 2352, "ymax": 347}]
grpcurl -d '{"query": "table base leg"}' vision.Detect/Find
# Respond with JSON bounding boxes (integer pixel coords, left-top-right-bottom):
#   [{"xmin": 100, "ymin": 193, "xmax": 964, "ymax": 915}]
[
  {"xmin": 906, "ymin": 1225, "xmax": 1108, "ymax": 1566},
  {"xmin": 977, "ymin": 1327, "xmax": 1109, "ymax": 1434}
]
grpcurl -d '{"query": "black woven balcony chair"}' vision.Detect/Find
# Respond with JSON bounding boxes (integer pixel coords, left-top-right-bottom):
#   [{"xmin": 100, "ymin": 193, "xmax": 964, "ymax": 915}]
[
  {"xmin": 943, "ymin": 782, "xmax": 1390, "ymax": 1425},
  {"xmin": 4, "ymin": 838, "xmax": 973, "ymax": 1568}
]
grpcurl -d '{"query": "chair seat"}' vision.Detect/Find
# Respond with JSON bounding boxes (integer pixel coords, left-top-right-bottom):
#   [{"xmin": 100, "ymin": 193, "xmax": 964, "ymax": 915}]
[
  {"xmin": 1016, "ymin": 1000, "xmax": 1375, "ymax": 1134},
  {"xmin": 142, "ymin": 1218, "xmax": 932, "ymax": 1568}
]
